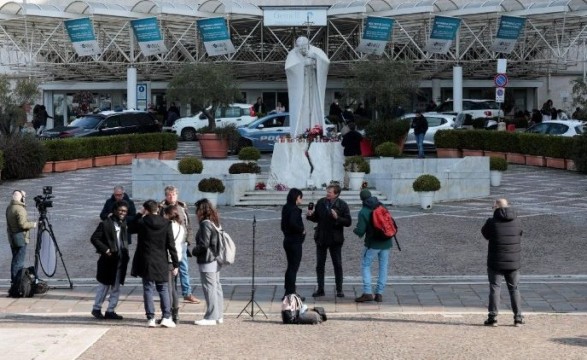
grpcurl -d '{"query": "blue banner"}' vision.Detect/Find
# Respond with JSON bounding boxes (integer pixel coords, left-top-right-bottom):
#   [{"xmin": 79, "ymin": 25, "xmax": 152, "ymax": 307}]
[
  {"xmin": 491, "ymin": 16, "xmax": 526, "ymax": 54},
  {"xmin": 64, "ymin": 17, "xmax": 100, "ymax": 56},
  {"xmin": 356, "ymin": 17, "xmax": 394, "ymax": 56},
  {"xmin": 130, "ymin": 17, "xmax": 166, "ymax": 56},
  {"xmin": 197, "ymin": 17, "xmax": 235, "ymax": 56},
  {"xmin": 425, "ymin": 16, "xmax": 461, "ymax": 54}
]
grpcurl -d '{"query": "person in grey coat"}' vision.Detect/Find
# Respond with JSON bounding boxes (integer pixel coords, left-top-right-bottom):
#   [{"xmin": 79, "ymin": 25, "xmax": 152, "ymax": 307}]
[{"xmin": 481, "ymin": 198, "xmax": 524, "ymax": 327}]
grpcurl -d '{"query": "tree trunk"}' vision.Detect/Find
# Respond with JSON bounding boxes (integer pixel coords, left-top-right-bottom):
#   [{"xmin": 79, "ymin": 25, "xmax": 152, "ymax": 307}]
[{"xmin": 204, "ymin": 108, "xmax": 216, "ymax": 129}]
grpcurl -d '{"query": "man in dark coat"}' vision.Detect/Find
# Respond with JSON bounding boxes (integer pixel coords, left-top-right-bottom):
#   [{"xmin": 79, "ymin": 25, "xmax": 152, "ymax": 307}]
[
  {"xmin": 307, "ymin": 184, "xmax": 352, "ymax": 298},
  {"xmin": 100, "ymin": 185, "xmax": 137, "ymax": 244},
  {"xmin": 90, "ymin": 200, "xmax": 130, "ymax": 320},
  {"xmin": 130, "ymin": 200, "xmax": 179, "ymax": 328},
  {"xmin": 481, "ymin": 198, "xmax": 524, "ymax": 327},
  {"xmin": 412, "ymin": 111, "xmax": 428, "ymax": 159},
  {"xmin": 341, "ymin": 122, "xmax": 363, "ymax": 156}
]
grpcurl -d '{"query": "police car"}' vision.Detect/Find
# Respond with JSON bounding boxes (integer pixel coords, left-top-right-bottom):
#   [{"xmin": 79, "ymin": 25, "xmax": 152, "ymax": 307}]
[{"xmin": 237, "ymin": 112, "xmax": 336, "ymax": 152}]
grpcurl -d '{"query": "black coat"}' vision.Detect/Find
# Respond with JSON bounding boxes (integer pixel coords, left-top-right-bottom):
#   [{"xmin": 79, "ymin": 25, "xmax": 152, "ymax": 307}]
[
  {"xmin": 130, "ymin": 214, "xmax": 178, "ymax": 282},
  {"xmin": 281, "ymin": 203, "xmax": 305, "ymax": 244},
  {"xmin": 412, "ymin": 115, "xmax": 429, "ymax": 135},
  {"xmin": 90, "ymin": 217, "xmax": 130, "ymax": 286},
  {"xmin": 481, "ymin": 207, "xmax": 523, "ymax": 271},
  {"xmin": 307, "ymin": 197, "xmax": 352, "ymax": 246},
  {"xmin": 100, "ymin": 193, "xmax": 137, "ymax": 221},
  {"xmin": 192, "ymin": 220, "xmax": 219, "ymax": 264},
  {"xmin": 341, "ymin": 130, "xmax": 363, "ymax": 156}
]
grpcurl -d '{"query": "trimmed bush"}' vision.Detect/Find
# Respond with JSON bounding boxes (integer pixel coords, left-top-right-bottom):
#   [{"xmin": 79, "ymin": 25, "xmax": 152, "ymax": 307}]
[
  {"xmin": 434, "ymin": 130, "xmax": 461, "ymax": 149},
  {"xmin": 161, "ymin": 132, "xmax": 179, "ymax": 151},
  {"xmin": 572, "ymin": 133, "xmax": 587, "ymax": 173},
  {"xmin": 544, "ymin": 136, "xmax": 573, "ymax": 159},
  {"xmin": 489, "ymin": 157, "xmax": 508, "ymax": 171},
  {"xmin": 0, "ymin": 133, "xmax": 46, "ymax": 179},
  {"xmin": 238, "ymin": 146, "xmax": 261, "ymax": 161},
  {"xmin": 460, "ymin": 130, "xmax": 487, "ymax": 150},
  {"xmin": 365, "ymin": 118, "xmax": 410, "ymax": 148},
  {"xmin": 483, "ymin": 131, "xmax": 515, "ymax": 153},
  {"xmin": 229, "ymin": 162, "xmax": 261, "ymax": 174},
  {"xmin": 344, "ymin": 155, "xmax": 370, "ymax": 173},
  {"xmin": 178, "ymin": 156, "xmax": 203, "ymax": 174},
  {"xmin": 198, "ymin": 177, "xmax": 225, "ymax": 193},
  {"xmin": 518, "ymin": 133, "xmax": 546, "ymax": 156},
  {"xmin": 412, "ymin": 174, "xmax": 441, "ymax": 192},
  {"xmin": 375, "ymin": 141, "xmax": 401, "ymax": 157}
]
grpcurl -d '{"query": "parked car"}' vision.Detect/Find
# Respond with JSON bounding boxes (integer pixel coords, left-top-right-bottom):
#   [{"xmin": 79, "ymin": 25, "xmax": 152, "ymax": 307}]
[
  {"xmin": 434, "ymin": 99, "xmax": 503, "ymax": 118},
  {"xmin": 402, "ymin": 112, "xmax": 456, "ymax": 152},
  {"xmin": 171, "ymin": 103, "xmax": 256, "ymax": 141},
  {"xmin": 40, "ymin": 111, "xmax": 160, "ymax": 139},
  {"xmin": 237, "ymin": 112, "xmax": 336, "ymax": 152},
  {"xmin": 525, "ymin": 120, "xmax": 584, "ymax": 137}
]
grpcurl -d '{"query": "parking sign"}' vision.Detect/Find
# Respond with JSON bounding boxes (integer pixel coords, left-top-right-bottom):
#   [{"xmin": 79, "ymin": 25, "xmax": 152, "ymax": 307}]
[{"xmin": 495, "ymin": 87, "xmax": 505, "ymax": 103}]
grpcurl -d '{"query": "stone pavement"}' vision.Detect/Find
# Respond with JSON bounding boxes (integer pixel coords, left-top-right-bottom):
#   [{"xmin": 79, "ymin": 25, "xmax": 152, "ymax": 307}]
[{"xmin": 0, "ymin": 142, "xmax": 586, "ymax": 359}]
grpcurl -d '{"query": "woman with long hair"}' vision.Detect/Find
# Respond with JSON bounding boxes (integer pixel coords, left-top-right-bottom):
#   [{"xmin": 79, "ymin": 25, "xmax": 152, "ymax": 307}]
[
  {"xmin": 191, "ymin": 198, "xmax": 224, "ymax": 326},
  {"xmin": 281, "ymin": 188, "xmax": 305, "ymax": 299},
  {"xmin": 163, "ymin": 205, "xmax": 186, "ymax": 324}
]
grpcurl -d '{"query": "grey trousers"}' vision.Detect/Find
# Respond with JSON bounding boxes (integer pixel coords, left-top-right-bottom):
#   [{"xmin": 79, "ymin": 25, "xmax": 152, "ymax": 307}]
[
  {"xmin": 487, "ymin": 267, "xmax": 522, "ymax": 317},
  {"xmin": 93, "ymin": 262, "xmax": 122, "ymax": 312},
  {"xmin": 200, "ymin": 271, "xmax": 224, "ymax": 321}
]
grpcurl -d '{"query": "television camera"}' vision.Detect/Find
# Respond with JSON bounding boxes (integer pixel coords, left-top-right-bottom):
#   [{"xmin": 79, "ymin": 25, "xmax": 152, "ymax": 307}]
[{"xmin": 34, "ymin": 186, "xmax": 53, "ymax": 212}]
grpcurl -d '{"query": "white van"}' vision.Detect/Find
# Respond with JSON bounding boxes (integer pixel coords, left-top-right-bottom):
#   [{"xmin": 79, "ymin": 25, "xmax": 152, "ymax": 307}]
[{"xmin": 435, "ymin": 99, "xmax": 503, "ymax": 118}]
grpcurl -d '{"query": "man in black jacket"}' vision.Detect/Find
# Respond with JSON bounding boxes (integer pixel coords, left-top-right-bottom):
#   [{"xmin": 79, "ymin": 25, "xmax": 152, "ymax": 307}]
[
  {"xmin": 481, "ymin": 198, "xmax": 524, "ymax": 327},
  {"xmin": 100, "ymin": 185, "xmax": 137, "ymax": 244},
  {"xmin": 412, "ymin": 111, "xmax": 428, "ymax": 159},
  {"xmin": 307, "ymin": 184, "xmax": 352, "ymax": 298},
  {"xmin": 90, "ymin": 200, "xmax": 130, "ymax": 320}
]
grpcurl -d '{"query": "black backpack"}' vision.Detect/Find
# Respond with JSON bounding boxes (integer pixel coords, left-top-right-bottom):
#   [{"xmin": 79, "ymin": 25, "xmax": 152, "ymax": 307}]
[{"xmin": 9, "ymin": 266, "xmax": 36, "ymax": 298}]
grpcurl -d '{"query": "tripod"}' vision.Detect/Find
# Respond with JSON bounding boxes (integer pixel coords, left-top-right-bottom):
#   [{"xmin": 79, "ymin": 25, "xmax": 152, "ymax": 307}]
[
  {"xmin": 237, "ymin": 216, "xmax": 267, "ymax": 320},
  {"xmin": 34, "ymin": 208, "xmax": 73, "ymax": 289}
]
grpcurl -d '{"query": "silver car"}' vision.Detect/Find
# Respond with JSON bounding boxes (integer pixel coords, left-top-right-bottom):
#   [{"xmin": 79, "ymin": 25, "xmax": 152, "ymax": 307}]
[{"xmin": 403, "ymin": 112, "xmax": 456, "ymax": 152}]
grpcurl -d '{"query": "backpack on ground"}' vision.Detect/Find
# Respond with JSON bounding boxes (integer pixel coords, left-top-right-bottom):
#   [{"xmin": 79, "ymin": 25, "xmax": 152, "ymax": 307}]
[
  {"xmin": 371, "ymin": 205, "xmax": 402, "ymax": 251},
  {"xmin": 281, "ymin": 293, "xmax": 303, "ymax": 324},
  {"xmin": 8, "ymin": 266, "xmax": 36, "ymax": 298},
  {"xmin": 208, "ymin": 221, "xmax": 236, "ymax": 265}
]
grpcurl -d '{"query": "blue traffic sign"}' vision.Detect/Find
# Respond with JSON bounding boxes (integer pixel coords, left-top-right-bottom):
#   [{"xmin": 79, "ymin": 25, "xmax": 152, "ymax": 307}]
[{"xmin": 494, "ymin": 73, "xmax": 509, "ymax": 87}]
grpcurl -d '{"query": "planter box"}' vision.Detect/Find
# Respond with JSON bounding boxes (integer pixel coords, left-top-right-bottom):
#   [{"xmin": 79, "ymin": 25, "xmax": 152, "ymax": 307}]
[
  {"xmin": 545, "ymin": 157, "xmax": 566, "ymax": 169},
  {"xmin": 566, "ymin": 159, "xmax": 576, "ymax": 171},
  {"xmin": 159, "ymin": 150, "xmax": 177, "ymax": 160},
  {"xmin": 506, "ymin": 153, "xmax": 526, "ymax": 165},
  {"xmin": 93, "ymin": 155, "xmax": 116, "ymax": 167},
  {"xmin": 53, "ymin": 159, "xmax": 78, "ymax": 172},
  {"xmin": 484, "ymin": 151, "xmax": 506, "ymax": 159},
  {"xmin": 436, "ymin": 148, "xmax": 462, "ymax": 158},
  {"xmin": 198, "ymin": 133, "xmax": 229, "ymax": 159},
  {"xmin": 42, "ymin": 162, "xmax": 54, "ymax": 173},
  {"xmin": 462, "ymin": 149, "xmax": 484, "ymax": 157},
  {"xmin": 136, "ymin": 152, "xmax": 160, "ymax": 159},
  {"xmin": 116, "ymin": 153, "xmax": 134, "ymax": 165},
  {"xmin": 525, "ymin": 155, "xmax": 545, "ymax": 167},
  {"xmin": 77, "ymin": 158, "xmax": 93, "ymax": 169}
]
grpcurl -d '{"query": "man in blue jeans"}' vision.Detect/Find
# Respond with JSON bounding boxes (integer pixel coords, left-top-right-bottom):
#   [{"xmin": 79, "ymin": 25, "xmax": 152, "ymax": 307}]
[
  {"xmin": 159, "ymin": 186, "xmax": 200, "ymax": 304},
  {"xmin": 353, "ymin": 189, "xmax": 391, "ymax": 303},
  {"xmin": 412, "ymin": 111, "xmax": 428, "ymax": 159},
  {"xmin": 6, "ymin": 190, "xmax": 37, "ymax": 288}
]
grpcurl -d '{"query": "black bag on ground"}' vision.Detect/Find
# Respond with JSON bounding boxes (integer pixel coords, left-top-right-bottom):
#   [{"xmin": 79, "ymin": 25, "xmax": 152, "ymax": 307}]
[
  {"xmin": 8, "ymin": 266, "xmax": 36, "ymax": 298},
  {"xmin": 297, "ymin": 311, "xmax": 321, "ymax": 325}
]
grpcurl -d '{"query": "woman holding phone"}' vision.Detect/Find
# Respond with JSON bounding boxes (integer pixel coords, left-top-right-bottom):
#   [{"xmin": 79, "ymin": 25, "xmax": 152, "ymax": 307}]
[{"xmin": 281, "ymin": 188, "xmax": 305, "ymax": 300}]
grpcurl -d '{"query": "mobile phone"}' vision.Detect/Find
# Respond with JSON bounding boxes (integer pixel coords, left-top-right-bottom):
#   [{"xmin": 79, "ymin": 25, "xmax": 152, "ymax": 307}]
[{"xmin": 308, "ymin": 202, "xmax": 314, "ymax": 211}]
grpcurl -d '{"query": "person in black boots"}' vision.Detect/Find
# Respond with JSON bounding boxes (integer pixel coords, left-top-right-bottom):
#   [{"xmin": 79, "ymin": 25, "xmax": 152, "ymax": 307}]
[
  {"xmin": 307, "ymin": 184, "xmax": 352, "ymax": 298},
  {"xmin": 481, "ymin": 198, "xmax": 524, "ymax": 327},
  {"xmin": 281, "ymin": 188, "xmax": 306, "ymax": 300}
]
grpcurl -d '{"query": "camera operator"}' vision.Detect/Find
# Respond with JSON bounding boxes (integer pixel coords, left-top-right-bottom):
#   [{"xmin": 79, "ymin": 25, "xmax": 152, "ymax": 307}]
[{"xmin": 6, "ymin": 190, "xmax": 36, "ymax": 289}]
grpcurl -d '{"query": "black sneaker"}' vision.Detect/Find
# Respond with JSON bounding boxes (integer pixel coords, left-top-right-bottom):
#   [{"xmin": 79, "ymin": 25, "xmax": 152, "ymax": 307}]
[
  {"xmin": 374, "ymin": 294, "xmax": 383, "ymax": 303},
  {"xmin": 336, "ymin": 291, "xmax": 345, "ymax": 298},
  {"xmin": 104, "ymin": 311, "xmax": 123, "ymax": 320},
  {"xmin": 484, "ymin": 316, "xmax": 498, "ymax": 327},
  {"xmin": 91, "ymin": 309, "xmax": 104, "ymax": 319},
  {"xmin": 514, "ymin": 316, "xmax": 525, "ymax": 327},
  {"xmin": 312, "ymin": 289, "xmax": 325, "ymax": 297}
]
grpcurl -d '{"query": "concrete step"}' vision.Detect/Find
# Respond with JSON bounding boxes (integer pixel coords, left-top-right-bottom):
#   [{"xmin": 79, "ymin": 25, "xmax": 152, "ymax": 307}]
[{"xmin": 235, "ymin": 190, "xmax": 392, "ymax": 207}]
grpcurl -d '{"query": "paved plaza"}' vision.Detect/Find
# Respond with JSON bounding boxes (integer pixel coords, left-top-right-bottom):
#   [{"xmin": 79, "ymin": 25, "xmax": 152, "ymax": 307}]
[{"xmin": 0, "ymin": 142, "xmax": 586, "ymax": 359}]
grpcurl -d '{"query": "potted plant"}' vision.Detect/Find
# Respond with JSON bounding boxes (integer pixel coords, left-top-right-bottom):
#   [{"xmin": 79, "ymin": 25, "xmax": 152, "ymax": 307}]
[
  {"xmin": 365, "ymin": 118, "xmax": 411, "ymax": 150},
  {"xmin": 238, "ymin": 146, "xmax": 261, "ymax": 161},
  {"xmin": 374, "ymin": 141, "xmax": 401, "ymax": 157},
  {"xmin": 198, "ymin": 177, "xmax": 225, "ymax": 207},
  {"xmin": 412, "ymin": 174, "xmax": 441, "ymax": 209},
  {"xmin": 434, "ymin": 130, "xmax": 462, "ymax": 158},
  {"xmin": 178, "ymin": 156, "xmax": 203, "ymax": 174},
  {"xmin": 229, "ymin": 161, "xmax": 261, "ymax": 190},
  {"xmin": 344, "ymin": 156, "xmax": 370, "ymax": 190},
  {"xmin": 489, "ymin": 156, "xmax": 508, "ymax": 187}
]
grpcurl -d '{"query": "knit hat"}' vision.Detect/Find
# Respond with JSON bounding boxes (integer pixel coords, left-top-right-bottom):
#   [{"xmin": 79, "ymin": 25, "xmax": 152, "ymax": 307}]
[{"xmin": 359, "ymin": 189, "xmax": 371, "ymax": 201}]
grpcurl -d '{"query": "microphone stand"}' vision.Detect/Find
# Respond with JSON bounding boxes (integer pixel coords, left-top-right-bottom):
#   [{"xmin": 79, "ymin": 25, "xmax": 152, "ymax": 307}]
[{"xmin": 237, "ymin": 216, "xmax": 267, "ymax": 319}]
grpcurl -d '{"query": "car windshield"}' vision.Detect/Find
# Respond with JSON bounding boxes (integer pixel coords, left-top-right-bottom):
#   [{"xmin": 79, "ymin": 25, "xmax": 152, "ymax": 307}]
[{"xmin": 69, "ymin": 116, "xmax": 102, "ymax": 129}]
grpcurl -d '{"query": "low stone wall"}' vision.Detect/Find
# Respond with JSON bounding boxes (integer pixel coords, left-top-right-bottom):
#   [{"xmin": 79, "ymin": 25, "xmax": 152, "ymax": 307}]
[
  {"xmin": 366, "ymin": 157, "xmax": 490, "ymax": 206},
  {"xmin": 131, "ymin": 159, "xmax": 255, "ymax": 205}
]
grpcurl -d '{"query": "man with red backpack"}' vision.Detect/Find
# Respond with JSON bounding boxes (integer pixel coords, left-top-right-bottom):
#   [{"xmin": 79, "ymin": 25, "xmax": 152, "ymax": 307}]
[{"xmin": 353, "ymin": 189, "xmax": 394, "ymax": 303}]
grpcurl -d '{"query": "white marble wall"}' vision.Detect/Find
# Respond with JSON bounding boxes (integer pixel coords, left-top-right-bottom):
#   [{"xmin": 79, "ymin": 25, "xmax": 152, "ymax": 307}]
[{"xmin": 366, "ymin": 157, "xmax": 490, "ymax": 206}]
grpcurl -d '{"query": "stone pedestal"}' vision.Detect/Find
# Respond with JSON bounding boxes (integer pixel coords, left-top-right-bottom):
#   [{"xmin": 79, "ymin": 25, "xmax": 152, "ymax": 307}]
[{"xmin": 268, "ymin": 142, "xmax": 344, "ymax": 189}]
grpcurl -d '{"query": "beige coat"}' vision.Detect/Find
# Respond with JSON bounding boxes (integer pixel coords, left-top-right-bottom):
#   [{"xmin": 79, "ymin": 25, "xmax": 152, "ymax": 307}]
[{"xmin": 6, "ymin": 200, "xmax": 36, "ymax": 246}]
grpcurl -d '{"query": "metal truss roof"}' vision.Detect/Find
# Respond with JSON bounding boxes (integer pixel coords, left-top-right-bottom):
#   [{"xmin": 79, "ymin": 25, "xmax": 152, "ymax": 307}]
[{"xmin": 1, "ymin": 0, "xmax": 587, "ymax": 83}]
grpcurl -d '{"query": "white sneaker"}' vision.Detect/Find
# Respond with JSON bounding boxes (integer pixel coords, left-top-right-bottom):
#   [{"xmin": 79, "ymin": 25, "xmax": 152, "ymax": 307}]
[
  {"xmin": 194, "ymin": 319, "xmax": 217, "ymax": 326},
  {"xmin": 160, "ymin": 317, "xmax": 176, "ymax": 328},
  {"xmin": 147, "ymin": 319, "xmax": 156, "ymax": 328},
  {"xmin": 217, "ymin": 318, "xmax": 223, "ymax": 324}
]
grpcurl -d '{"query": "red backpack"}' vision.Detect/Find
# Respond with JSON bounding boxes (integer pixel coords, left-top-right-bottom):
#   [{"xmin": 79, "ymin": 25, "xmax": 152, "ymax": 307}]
[{"xmin": 371, "ymin": 205, "xmax": 398, "ymax": 239}]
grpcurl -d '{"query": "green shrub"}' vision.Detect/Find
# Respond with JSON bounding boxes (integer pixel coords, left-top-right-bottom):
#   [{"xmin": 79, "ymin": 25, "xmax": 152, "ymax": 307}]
[
  {"xmin": 365, "ymin": 118, "xmax": 410, "ymax": 148},
  {"xmin": 518, "ymin": 133, "xmax": 546, "ymax": 156},
  {"xmin": 484, "ymin": 131, "xmax": 517, "ymax": 153},
  {"xmin": 489, "ymin": 157, "xmax": 508, "ymax": 171},
  {"xmin": 572, "ymin": 133, "xmax": 587, "ymax": 173},
  {"xmin": 178, "ymin": 156, "xmax": 203, "ymax": 174},
  {"xmin": 544, "ymin": 136, "xmax": 573, "ymax": 159},
  {"xmin": 459, "ymin": 130, "xmax": 487, "ymax": 150},
  {"xmin": 0, "ymin": 134, "xmax": 46, "ymax": 179},
  {"xmin": 375, "ymin": 141, "xmax": 401, "ymax": 157},
  {"xmin": 161, "ymin": 132, "xmax": 179, "ymax": 151},
  {"xmin": 471, "ymin": 118, "xmax": 486, "ymax": 129},
  {"xmin": 43, "ymin": 138, "xmax": 83, "ymax": 161},
  {"xmin": 412, "ymin": 174, "xmax": 441, "ymax": 192},
  {"xmin": 434, "ymin": 130, "xmax": 461, "ymax": 149},
  {"xmin": 198, "ymin": 177, "xmax": 225, "ymax": 193},
  {"xmin": 229, "ymin": 162, "xmax": 261, "ymax": 174},
  {"xmin": 238, "ymin": 146, "xmax": 261, "ymax": 161},
  {"xmin": 344, "ymin": 155, "xmax": 370, "ymax": 174}
]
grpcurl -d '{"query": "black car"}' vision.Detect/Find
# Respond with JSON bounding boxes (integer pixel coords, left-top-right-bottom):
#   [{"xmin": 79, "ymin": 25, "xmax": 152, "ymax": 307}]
[{"xmin": 40, "ymin": 111, "xmax": 161, "ymax": 139}]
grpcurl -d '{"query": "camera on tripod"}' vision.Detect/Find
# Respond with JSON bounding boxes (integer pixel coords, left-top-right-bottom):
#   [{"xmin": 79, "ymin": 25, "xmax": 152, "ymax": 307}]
[{"xmin": 34, "ymin": 186, "xmax": 53, "ymax": 212}]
